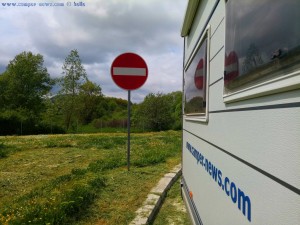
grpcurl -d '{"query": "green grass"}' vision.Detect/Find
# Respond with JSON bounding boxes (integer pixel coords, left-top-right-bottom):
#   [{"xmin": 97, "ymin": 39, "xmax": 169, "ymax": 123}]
[
  {"xmin": 75, "ymin": 124, "xmax": 127, "ymax": 134},
  {"xmin": 0, "ymin": 131, "xmax": 181, "ymax": 224},
  {"xmin": 0, "ymin": 142, "xmax": 8, "ymax": 158},
  {"xmin": 152, "ymin": 177, "xmax": 192, "ymax": 225}
]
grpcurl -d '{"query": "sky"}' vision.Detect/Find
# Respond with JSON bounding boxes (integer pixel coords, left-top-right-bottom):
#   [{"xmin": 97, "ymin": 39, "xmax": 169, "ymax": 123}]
[{"xmin": 0, "ymin": 0, "xmax": 187, "ymax": 102}]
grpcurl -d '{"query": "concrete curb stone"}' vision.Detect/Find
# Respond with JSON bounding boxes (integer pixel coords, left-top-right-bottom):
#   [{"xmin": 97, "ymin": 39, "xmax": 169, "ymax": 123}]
[{"xmin": 129, "ymin": 164, "xmax": 182, "ymax": 225}]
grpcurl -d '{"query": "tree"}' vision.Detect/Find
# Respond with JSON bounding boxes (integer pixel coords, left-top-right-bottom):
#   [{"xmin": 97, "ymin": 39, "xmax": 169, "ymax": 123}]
[
  {"xmin": 0, "ymin": 72, "xmax": 8, "ymax": 108},
  {"xmin": 165, "ymin": 91, "xmax": 182, "ymax": 130},
  {"xmin": 40, "ymin": 96, "xmax": 64, "ymax": 134},
  {"xmin": 0, "ymin": 52, "xmax": 53, "ymax": 134},
  {"xmin": 59, "ymin": 49, "xmax": 87, "ymax": 131},
  {"xmin": 242, "ymin": 43, "xmax": 264, "ymax": 74},
  {"xmin": 0, "ymin": 51, "xmax": 52, "ymax": 116},
  {"xmin": 133, "ymin": 93, "xmax": 173, "ymax": 131},
  {"xmin": 77, "ymin": 80, "xmax": 103, "ymax": 124}
]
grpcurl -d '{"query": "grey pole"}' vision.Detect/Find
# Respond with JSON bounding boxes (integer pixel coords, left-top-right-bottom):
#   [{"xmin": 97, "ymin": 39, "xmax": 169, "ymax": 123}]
[{"xmin": 127, "ymin": 90, "xmax": 131, "ymax": 171}]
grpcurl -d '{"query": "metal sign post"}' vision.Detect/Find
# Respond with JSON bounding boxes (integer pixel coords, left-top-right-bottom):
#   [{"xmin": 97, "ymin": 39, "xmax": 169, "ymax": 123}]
[
  {"xmin": 110, "ymin": 52, "xmax": 148, "ymax": 172},
  {"xmin": 127, "ymin": 90, "xmax": 131, "ymax": 171}
]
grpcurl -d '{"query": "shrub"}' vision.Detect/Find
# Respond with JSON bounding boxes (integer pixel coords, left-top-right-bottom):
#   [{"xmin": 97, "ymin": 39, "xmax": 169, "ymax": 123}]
[
  {"xmin": 132, "ymin": 148, "xmax": 169, "ymax": 167},
  {"xmin": 71, "ymin": 168, "xmax": 87, "ymax": 176},
  {"xmin": 0, "ymin": 143, "xmax": 9, "ymax": 158}
]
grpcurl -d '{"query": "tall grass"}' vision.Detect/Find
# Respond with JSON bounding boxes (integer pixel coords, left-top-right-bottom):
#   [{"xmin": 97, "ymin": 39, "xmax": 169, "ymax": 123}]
[
  {"xmin": 0, "ymin": 131, "xmax": 182, "ymax": 224},
  {"xmin": 0, "ymin": 142, "xmax": 8, "ymax": 158},
  {"xmin": 0, "ymin": 142, "xmax": 15, "ymax": 158},
  {"xmin": 1, "ymin": 174, "xmax": 106, "ymax": 225}
]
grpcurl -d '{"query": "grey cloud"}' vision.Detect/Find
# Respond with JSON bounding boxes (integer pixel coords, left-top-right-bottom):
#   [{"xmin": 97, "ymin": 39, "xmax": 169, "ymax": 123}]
[{"xmin": 0, "ymin": 0, "xmax": 186, "ymax": 101}]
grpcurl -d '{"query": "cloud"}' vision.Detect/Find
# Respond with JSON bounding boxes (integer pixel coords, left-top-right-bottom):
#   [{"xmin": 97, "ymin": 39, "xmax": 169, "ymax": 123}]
[{"xmin": 0, "ymin": 0, "xmax": 186, "ymax": 102}]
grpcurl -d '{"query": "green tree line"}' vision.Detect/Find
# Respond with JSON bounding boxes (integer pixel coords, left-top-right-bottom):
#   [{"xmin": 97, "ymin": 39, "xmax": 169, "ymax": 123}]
[{"xmin": 0, "ymin": 50, "xmax": 182, "ymax": 135}]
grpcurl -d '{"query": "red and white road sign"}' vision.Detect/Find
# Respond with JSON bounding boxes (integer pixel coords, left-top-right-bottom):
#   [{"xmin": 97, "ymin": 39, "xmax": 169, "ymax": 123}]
[
  {"xmin": 194, "ymin": 58, "xmax": 205, "ymax": 90},
  {"xmin": 224, "ymin": 51, "xmax": 239, "ymax": 84},
  {"xmin": 111, "ymin": 52, "xmax": 148, "ymax": 90}
]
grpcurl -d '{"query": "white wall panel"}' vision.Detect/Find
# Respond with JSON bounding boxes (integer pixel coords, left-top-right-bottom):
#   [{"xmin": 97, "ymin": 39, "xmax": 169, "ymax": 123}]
[
  {"xmin": 209, "ymin": 17, "xmax": 224, "ymax": 61},
  {"xmin": 183, "ymin": 131, "xmax": 300, "ymax": 225},
  {"xmin": 209, "ymin": 0, "xmax": 225, "ymax": 37},
  {"xmin": 209, "ymin": 47, "xmax": 224, "ymax": 85},
  {"xmin": 184, "ymin": 0, "xmax": 218, "ymax": 66},
  {"xmin": 182, "ymin": 0, "xmax": 300, "ymax": 224},
  {"xmin": 209, "ymin": 80, "xmax": 300, "ymax": 112},
  {"xmin": 184, "ymin": 107, "xmax": 300, "ymax": 189}
]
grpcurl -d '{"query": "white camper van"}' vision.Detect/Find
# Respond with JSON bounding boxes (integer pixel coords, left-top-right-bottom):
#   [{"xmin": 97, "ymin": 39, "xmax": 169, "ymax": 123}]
[{"xmin": 180, "ymin": 0, "xmax": 300, "ymax": 224}]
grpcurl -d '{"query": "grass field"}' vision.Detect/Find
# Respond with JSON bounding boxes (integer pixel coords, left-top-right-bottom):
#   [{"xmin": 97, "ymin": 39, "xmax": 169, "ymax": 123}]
[
  {"xmin": 0, "ymin": 131, "xmax": 181, "ymax": 225},
  {"xmin": 152, "ymin": 178, "xmax": 191, "ymax": 225}
]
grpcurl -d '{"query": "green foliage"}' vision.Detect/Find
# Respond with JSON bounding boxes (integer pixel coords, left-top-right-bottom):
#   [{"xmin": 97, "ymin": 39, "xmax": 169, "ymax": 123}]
[
  {"xmin": 133, "ymin": 92, "xmax": 182, "ymax": 131},
  {"xmin": 58, "ymin": 49, "xmax": 88, "ymax": 131},
  {"xmin": 0, "ymin": 50, "xmax": 182, "ymax": 135},
  {"xmin": 165, "ymin": 91, "xmax": 183, "ymax": 130},
  {"xmin": 75, "ymin": 97, "xmax": 128, "ymax": 132},
  {"xmin": 88, "ymin": 176, "xmax": 106, "ymax": 189},
  {"xmin": 60, "ymin": 49, "xmax": 87, "ymax": 95},
  {"xmin": 77, "ymin": 81, "xmax": 103, "ymax": 124},
  {"xmin": 133, "ymin": 92, "xmax": 171, "ymax": 131},
  {"xmin": 0, "ymin": 142, "xmax": 19, "ymax": 158},
  {"xmin": 40, "ymin": 97, "xmax": 66, "ymax": 134},
  {"xmin": 184, "ymin": 96, "xmax": 205, "ymax": 114},
  {"xmin": 0, "ymin": 142, "xmax": 8, "ymax": 158},
  {"xmin": 131, "ymin": 132, "xmax": 181, "ymax": 167},
  {"xmin": 1, "ymin": 152, "xmax": 107, "ymax": 225},
  {"xmin": 0, "ymin": 51, "xmax": 52, "ymax": 114},
  {"xmin": 71, "ymin": 168, "xmax": 88, "ymax": 176},
  {"xmin": 0, "ymin": 51, "xmax": 55, "ymax": 135},
  {"xmin": 3, "ymin": 176, "xmax": 106, "ymax": 225},
  {"xmin": 88, "ymin": 151, "xmax": 126, "ymax": 172}
]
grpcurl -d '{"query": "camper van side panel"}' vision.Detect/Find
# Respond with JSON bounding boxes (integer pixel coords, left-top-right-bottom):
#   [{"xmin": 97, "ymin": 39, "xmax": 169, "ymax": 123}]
[{"xmin": 182, "ymin": 0, "xmax": 300, "ymax": 224}]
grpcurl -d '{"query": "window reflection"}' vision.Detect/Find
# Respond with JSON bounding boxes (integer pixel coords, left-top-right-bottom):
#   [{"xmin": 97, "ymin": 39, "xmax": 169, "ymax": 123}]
[
  {"xmin": 225, "ymin": 0, "xmax": 300, "ymax": 92},
  {"xmin": 184, "ymin": 38, "xmax": 207, "ymax": 114}
]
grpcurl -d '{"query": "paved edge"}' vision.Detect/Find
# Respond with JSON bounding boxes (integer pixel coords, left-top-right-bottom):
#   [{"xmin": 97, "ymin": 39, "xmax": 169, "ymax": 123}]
[{"xmin": 129, "ymin": 164, "xmax": 182, "ymax": 225}]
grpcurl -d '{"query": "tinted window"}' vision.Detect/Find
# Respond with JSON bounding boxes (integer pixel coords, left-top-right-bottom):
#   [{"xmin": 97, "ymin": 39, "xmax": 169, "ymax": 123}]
[
  {"xmin": 184, "ymin": 38, "xmax": 207, "ymax": 115},
  {"xmin": 224, "ymin": 0, "xmax": 300, "ymax": 92}
]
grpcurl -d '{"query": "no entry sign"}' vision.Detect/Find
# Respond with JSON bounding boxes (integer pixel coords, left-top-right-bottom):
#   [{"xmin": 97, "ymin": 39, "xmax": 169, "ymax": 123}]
[
  {"xmin": 111, "ymin": 52, "xmax": 148, "ymax": 90},
  {"xmin": 224, "ymin": 51, "xmax": 239, "ymax": 84},
  {"xmin": 110, "ymin": 52, "xmax": 148, "ymax": 171},
  {"xmin": 194, "ymin": 58, "xmax": 204, "ymax": 90}
]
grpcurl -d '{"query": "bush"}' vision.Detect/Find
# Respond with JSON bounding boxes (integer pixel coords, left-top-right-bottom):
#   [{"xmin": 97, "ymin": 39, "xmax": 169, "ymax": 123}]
[
  {"xmin": 71, "ymin": 168, "xmax": 87, "ymax": 176},
  {"xmin": 61, "ymin": 185, "xmax": 97, "ymax": 219},
  {"xmin": 132, "ymin": 148, "xmax": 169, "ymax": 167},
  {"xmin": 0, "ymin": 116, "xmax": 65, "ymax": 135},
  {"xmin": 88, "ymin": 177, "xmax": 106, "ymax": 189},
  {"xmin": 0, "ymin": 143, "xmax": 9, "ymax": 158},
  {"xmin": 92, "ymin": 118, "xmax": 127, "ymax": 129},
  {"xmin": 88, "ymin": 159, "xmax": 122, "ymax": 172}
]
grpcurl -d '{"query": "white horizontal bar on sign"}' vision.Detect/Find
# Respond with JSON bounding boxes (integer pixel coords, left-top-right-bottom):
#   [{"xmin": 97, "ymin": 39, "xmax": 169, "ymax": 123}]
[{"xmin": 113, "ymin": 67, "xmax": 146, "ymax": 76}]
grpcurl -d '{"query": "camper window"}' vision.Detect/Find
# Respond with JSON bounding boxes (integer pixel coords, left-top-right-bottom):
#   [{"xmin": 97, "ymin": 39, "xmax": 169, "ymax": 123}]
[
  {"xmin": 224, "ymin": 0, "xmax": 300, "ymax": 95},
  {"xmin": 184, "ymin": 37, "xmax": 207, "ymax": 116}
]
